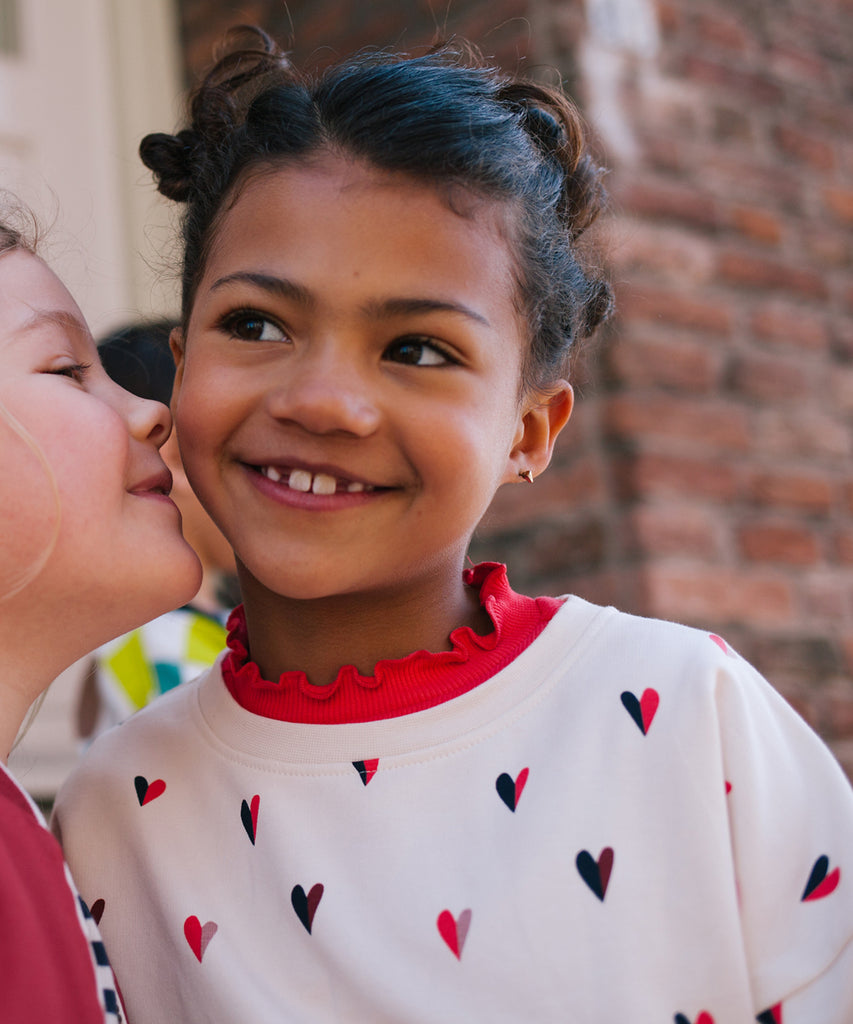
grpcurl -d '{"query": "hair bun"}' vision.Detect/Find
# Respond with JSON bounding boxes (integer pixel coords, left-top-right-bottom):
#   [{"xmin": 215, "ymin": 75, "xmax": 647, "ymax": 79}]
[
  {"xmin": 139, "ymin": 129, "xmax": 201, "ymax": 203},
  {"xmin": 521, "ymin": 104, "xmax": 567, "ymax": 151},
  {"xmin": 581, "ymin": 277, "xmax": 615, "ymax": 337}
]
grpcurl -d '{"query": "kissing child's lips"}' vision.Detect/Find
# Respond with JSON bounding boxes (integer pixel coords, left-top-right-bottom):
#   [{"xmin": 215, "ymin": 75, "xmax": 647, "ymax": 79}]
[{"xmin": 129, "ymin": 468, "xmax": 174, "ymax": 497}]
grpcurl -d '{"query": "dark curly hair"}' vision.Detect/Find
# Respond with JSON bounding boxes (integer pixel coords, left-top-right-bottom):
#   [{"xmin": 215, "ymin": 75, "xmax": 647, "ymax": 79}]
[{"xmin": 140, "ymin": 27, "xmax": 613, "ymax": 393}]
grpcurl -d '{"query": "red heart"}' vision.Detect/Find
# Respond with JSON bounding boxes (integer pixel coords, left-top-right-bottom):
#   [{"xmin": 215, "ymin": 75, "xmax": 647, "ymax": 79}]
[
  {"xmin": 134, "ymin": 775, "xmax": 166, "ymax": 806},
  {"xmin": 353, "ymin": 759, "xmax": 379, "ymax": 786},
  {"xmin": 437, "ymin": 908, "xmax": 472, "ymax": 959},
  {"xmin": 639, "ymin": 689, "xmax": 659, "ymax": 732},
  {"xmin": 291, "ymin": 883, "xmax": 324, "ymax": 934},
  {"xmin": 184, "ymin": 915, "xmax": 217, "ymax": 962},
  {"xmin": 804, "ymin": 865, "xmax": 840, "ymax": 901},
  {"xmin": 620, "ymin": 689, "xmax": 659, "ymax": 735},
  {"xmin": 514, "ymin": 767, "xmax": 529, "ymax": 804}
]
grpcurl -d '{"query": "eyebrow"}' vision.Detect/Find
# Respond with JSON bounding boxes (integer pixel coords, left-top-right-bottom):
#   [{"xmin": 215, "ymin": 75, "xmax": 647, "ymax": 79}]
[
  {"xmin": 210, "ymin": 271, "xmax": 491, "ymax": 327},
  {"xmin": 21, "ymin": 309, "xmax": 90, "ymax": 338}
]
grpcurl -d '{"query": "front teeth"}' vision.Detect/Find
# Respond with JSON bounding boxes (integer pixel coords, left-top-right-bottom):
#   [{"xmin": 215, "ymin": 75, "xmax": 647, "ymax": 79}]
[
  {"xmin": 261, "ymin": 466, "xmax": 372, "ymax": 494},
  {"xmin": 311, "ymin": 473, "xmax": 337, "ymax": 496},
  {"xmin": 288, "ymin": 468, "xmax": 313, "ymax": 493}
]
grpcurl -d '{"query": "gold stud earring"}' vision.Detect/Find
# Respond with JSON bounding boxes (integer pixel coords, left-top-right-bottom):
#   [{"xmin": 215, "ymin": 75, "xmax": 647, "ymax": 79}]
[{"xmin": 518, "ymin": 469, "xmax": 533, "ymax": 483}]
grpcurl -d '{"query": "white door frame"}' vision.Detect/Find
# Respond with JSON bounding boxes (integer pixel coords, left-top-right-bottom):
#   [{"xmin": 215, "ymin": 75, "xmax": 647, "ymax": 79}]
[{"xmin": 0, "ymin": 0, "xmax": 182, "ymax": 334}]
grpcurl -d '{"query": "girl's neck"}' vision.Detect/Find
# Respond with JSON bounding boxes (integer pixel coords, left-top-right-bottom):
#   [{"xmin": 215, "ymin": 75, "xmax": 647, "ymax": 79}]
[
  {"xmin": 238, "ymin": 565, "xmax": 492, "ymax": 688},
  {"xmin": 0, "ymin": 627, "xmax": 58, "ymax": 763}
]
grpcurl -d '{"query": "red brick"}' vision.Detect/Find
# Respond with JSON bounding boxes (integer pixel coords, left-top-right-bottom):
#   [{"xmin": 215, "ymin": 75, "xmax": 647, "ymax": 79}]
[
  {"xmin": 615, "ymin": 180, "xmax": 719, "ymax": 230},
  {"xmin": 616, "ymin": 284, "xmax": 733, "ymax": 335},
  {"xmin": 751, "ymin": 409, "xmax": 852, "ymax": 462},
  {"xmin": 834, "ymin": 531, "xmax": 853, "ymax": 565},
  {"xmin": 730, "ymin": 206, "xmax": 783, "ymax": 245},
  {"xmin": 718, "ymin": 250, "xmax": 829, "ymax": 299},
  {"xmin": 615, "ymin": 452, "xmax": 739, "ymax": 502},
  {"xmin": 752, "ymin": 632, "xmax": 841, "ymax": 680},
  {"xmin": 749, "ymin": 470, "xmax": 835, "ymax": 514},
  {"xmin": 655, "ymin": 1, "xmax": 682, "ymax": 36},
  {"xmin": 694, "ymin": 11, "xmax": 753, "ymax": 51},
  {"xmin": 605, "ymin": 335, "xmax": 719, "ymax": 393},
  {"xmin": 772, "ymin": 123, "xmax": 836, "ymax": 171},
  {"xmin": 626, "ymin": 504, "xmax": 722, "ymax": 558},
  {"xmin": 803, "ymin": 96, "xmax": 853, "ymax": 137},
  {"xmin": 838, "ymin": 318, "xmax": 853, "ymax": 355},
  {"xmin": 680, "ymin": 56, "xmax": 785, "ymax": 105},
  {"xmin": 769, "ymin": 42, "xmax": 836, "ymax": 88},
  {"xmin": 605, "ymin": 394, "xmax": 751, "ymax": 452},
  {"xmin": 738, "ymin": 521, "xmax": 821, "ymax": 564},
  {"xmin": 802, "ymin": 575, "xmax": 849, "ymax": 622},
  {"xmin": 704, "ymin": 157, "xmax": 805, "ymax": 211},
  {"xmin": 729, "ymin": 353, "xmax": 805, "ymax": 401},
  {"xmin": 566, "ymin": 568, "xmax": 646, "ymax": 615},
  {"xmin": 712, "ymin": 106, "xmax": 754, "ymax": 144},
  {"xmin": 825, "ymin": 682, "xmax": 853, "ymax": 739},
  {"xmin": 643, "ymin": 564, "xmax": 794, "ymax": 627},
  {"xmin": 804, "ymin": 227, "xmax": 851, "ymax": 268},
  {"xmin": 750, "ymin": 304, "xmax": 829, "ymax": 350},
  {"xmin": 608, "ymin": 223, "xmax": 715, "ymax": 283},
  {"xmin": 822, "ymin": 187, "xmax": 853, "ymax": 225},
  {"xmin": 832, "ymin": 368, "xmax": 853, "ymax": 414}
]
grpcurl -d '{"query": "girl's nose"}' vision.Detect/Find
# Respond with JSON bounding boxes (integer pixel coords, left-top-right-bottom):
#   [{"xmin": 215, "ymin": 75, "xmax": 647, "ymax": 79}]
[{"xmin": 266, "ymin": 350, "xmax": 381, "ymax": 437}]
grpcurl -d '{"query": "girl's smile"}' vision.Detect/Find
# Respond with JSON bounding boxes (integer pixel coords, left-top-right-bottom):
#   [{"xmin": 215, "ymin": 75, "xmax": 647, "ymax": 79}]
[{"xmin": 173, "ymin": 154, "xmax": 570, "ymax": 676}]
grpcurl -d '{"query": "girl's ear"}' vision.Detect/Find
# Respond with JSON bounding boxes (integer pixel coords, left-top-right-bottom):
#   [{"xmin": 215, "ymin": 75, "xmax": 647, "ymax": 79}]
[
  {"xmin": 503, "ymin": 381, "xmax": 574, "ymax": 484},
  {"xmin": 169, "ymin": 327, "xmax": 186, "ymax": 404}
]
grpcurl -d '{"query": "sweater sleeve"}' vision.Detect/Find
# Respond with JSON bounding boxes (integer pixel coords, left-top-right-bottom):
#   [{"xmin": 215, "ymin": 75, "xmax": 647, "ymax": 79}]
[
  {"xmin": 713, "ymin": 645, "xmax": 853, "ymax": 1020},
  {"xmin": 0, "ymin": 769, "xmax": 119, "ymax": 1024}
]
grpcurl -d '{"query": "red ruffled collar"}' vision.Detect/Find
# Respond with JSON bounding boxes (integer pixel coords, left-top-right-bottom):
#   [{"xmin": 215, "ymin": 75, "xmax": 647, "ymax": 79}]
[{"xmin": 222, "ymin": 563, "xmax": 562, "ymax": 724}]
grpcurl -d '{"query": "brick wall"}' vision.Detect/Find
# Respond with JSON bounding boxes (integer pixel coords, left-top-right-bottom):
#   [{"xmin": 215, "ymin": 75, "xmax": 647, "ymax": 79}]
[{"xmin": 175, "ymin": 0, "xmax": 853, "ymax": 771}]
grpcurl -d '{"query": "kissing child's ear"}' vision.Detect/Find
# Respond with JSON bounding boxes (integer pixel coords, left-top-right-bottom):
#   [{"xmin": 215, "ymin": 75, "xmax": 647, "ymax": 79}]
[{"xmin": 503, "ymin": 381, "xmax": 574, "ymax": 484}]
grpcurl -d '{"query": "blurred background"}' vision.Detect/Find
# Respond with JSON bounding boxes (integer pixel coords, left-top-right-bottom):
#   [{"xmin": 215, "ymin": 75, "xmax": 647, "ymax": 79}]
[{"xmin": 4, "ymin": 0, "xmax": 853, "ymax": 796}]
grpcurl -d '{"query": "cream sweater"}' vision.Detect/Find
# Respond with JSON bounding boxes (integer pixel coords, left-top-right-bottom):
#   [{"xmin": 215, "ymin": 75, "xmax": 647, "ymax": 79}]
[{"xmin": 54, "ymin": 596, "xmax": 853, "ymax": 1023}]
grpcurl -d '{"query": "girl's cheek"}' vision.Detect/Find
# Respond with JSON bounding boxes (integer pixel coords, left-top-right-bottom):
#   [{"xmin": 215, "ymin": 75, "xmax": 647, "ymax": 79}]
[{"xmin": 0, "ymin": 418, "xmax": 60, "ymax": 598}]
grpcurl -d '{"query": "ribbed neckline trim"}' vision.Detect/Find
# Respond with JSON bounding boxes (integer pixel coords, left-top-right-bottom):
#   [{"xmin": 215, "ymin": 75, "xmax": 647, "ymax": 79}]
[{"xmin": 222, "ymin": 563, "xmax": 563, "ymax": 724}]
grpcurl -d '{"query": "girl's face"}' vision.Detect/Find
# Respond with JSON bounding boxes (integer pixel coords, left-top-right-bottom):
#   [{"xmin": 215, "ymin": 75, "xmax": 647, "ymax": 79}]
[
  {"xmin": 173, "ymin": 155, "xmax": 570, "ymax": 603},
  {"xmin": 0, "ymin": 250, "xmax": 201, "ymax": 638}
]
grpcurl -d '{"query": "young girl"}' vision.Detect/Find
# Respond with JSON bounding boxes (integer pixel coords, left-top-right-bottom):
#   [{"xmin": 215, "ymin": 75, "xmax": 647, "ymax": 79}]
[
  {"xmin": 54, "ymin": 31, "xmax": 853, "ymax": 1023},
  {"xmin": 0, "ymin": 213, "xmax": 201, "ymax": 1021}
]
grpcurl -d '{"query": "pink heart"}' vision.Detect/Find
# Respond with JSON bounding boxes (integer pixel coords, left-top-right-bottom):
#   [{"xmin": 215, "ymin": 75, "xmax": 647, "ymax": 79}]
[
  {"xmin": 709, "ymin": 634, "xmax": 730, "ymax": 655},
  {"xmin": 437, "ymin": 908, "xmax": 472, "ymax": 959},
  {"xmin": 184, "ymin": 915, "xmax": 218, "ymax": 962}
]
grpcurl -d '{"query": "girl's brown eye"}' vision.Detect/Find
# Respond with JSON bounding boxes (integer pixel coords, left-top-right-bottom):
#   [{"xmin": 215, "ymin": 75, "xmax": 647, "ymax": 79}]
[
  {"xmin": 225, "ymin": 313, "xmax": 286, "ymax": 343},
  {"xmin": 385, "ymin": 337, "xmax": 450, "ymax": 366}
]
